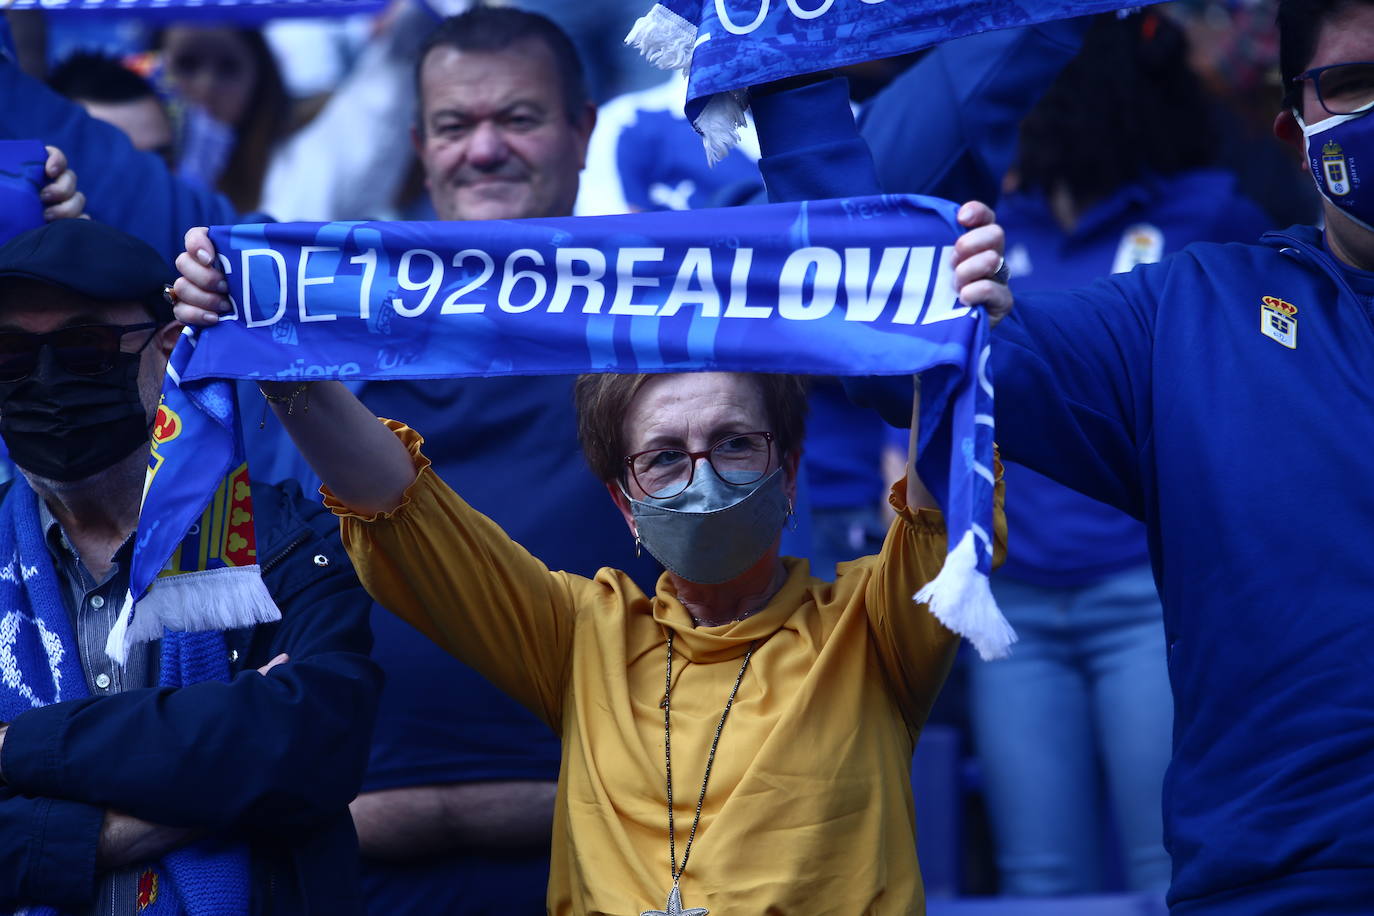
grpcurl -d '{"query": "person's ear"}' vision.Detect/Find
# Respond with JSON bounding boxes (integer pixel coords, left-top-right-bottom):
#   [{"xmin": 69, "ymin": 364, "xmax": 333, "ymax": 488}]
[
  {"xmin": 154, "ymin": 320, "xmax": 184, "ymax": 359},
  {"xmin": 606, "ymin": 479, "xmax": 637, "ymax": 537},
  {"xmin": 1274, "ymin": 108, "xmax": 1304, "ymax": 149}
]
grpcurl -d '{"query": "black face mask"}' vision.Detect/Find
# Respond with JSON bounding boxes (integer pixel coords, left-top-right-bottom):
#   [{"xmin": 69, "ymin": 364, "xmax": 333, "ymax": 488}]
[{"xmin": 0, "ymin": 347, "xmax": 152, "ymax": 482}]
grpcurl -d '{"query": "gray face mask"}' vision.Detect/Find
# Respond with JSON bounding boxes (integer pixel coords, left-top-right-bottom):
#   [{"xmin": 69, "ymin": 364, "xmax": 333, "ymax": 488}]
[{"xmin": 628, "ymin": 466, "xmax": 791, "ymax": 585}]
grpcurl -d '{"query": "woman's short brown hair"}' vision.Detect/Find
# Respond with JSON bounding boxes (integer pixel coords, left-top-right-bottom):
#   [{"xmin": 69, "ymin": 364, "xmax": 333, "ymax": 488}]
[{"xmin": 574, "ymin": 373, "xmax": 809, "ymax": 484}]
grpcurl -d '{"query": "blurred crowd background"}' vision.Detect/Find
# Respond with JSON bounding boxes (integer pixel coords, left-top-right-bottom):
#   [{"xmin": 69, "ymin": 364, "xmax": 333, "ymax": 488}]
[{"xmin": 0, "ymin": 0, "xmax": 1318, "ymax": 911}]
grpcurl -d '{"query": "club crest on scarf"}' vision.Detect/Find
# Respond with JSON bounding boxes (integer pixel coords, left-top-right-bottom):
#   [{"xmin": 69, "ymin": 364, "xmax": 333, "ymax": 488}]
[
  {"xmin": 105, "ymin": 327, "xmax": 280, "ymax": 667},
  {"xmin": 149, "ymin": 402, "xmax": 256, "ymax": 572},
  {"xmin": 137, "ymin": 869, "xmax": 160, "ymax": 911}
]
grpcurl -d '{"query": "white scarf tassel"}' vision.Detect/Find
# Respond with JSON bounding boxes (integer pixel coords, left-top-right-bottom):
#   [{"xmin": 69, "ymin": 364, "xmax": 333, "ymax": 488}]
[
  {"xmin": 915, "ymin": 530, "xmax": 1016, "ymax": 661},
  {"xmin": 624, "ymin": 4, "xmax": 748, "ymax": 164},
  {"xmin": 624, "ymin": 3, "xmax": 698, "ymax": 72},
  {"xmin": 105, "ymin": 565, "xmax": 282, "ymax": 666},
  {"xmin": 693, "ymin": 90, "xmax": 749, "ymax": 165}
]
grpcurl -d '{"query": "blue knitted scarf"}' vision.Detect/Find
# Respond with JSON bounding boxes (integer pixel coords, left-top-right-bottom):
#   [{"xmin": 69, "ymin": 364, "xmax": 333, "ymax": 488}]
[{"xmin": 0, "ymin": 477, "xmax": 250, "ymax": 916}]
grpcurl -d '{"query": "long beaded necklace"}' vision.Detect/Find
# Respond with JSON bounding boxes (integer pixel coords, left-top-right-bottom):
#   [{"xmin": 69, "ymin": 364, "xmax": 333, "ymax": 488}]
[{"xmin": 639, "ymin": 630, "xmax": 757, "ymax": 916}]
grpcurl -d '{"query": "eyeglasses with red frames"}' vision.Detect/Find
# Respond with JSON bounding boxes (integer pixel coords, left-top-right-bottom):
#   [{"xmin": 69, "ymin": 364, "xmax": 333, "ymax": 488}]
[
  {"xmin": 624, "ymin": 431, "xmax": 775, "ymax": 500},
  {"xmin": 0, "ymin": 323, "xmax": 162, "ymax": 383},
  {"xmin": 1292, "ymin": 61, "xmax": 1374, "ymax": 116}
]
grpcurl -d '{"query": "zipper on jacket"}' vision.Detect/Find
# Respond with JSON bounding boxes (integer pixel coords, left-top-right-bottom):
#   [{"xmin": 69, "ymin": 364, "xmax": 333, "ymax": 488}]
[{"xmin": 260, "ymin": 532, "xmax": 312, "ymax": 575}]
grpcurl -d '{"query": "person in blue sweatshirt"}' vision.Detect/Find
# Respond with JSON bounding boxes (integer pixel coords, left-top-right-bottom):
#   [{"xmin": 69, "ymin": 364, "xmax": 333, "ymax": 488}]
[
  {"xmin": 971, "ymin": 11, "xmax": 1272, "ymax": 898},
  {"xmin": 751, "ymin": 0, "xmax": 1374, "ymax": 911}
]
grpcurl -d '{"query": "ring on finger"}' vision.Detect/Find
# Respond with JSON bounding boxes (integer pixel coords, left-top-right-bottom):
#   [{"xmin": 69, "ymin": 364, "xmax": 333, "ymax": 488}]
[
  {"xmin": 989, "ymin": 257, "xmax": 1010, "ymax": 285},
  {"xmin": 163, "ymin": 284, "xmax": 180, "ymax": 307}
]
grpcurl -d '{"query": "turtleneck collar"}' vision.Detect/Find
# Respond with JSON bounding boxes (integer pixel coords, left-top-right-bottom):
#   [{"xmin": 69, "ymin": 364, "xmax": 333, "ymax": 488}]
[{"xmin": 650, "ymin": 557, "xmax": 815, "ymax": 663}]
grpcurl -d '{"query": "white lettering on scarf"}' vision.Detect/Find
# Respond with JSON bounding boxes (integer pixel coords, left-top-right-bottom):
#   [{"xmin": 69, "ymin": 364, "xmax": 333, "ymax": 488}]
[
  {"xmin": 713, "ymin": 0, "xmax": 874, "ymax": 36},
  {"xmin": 234, "ymin": 244, "xmax": 960, "ymax": 328}
]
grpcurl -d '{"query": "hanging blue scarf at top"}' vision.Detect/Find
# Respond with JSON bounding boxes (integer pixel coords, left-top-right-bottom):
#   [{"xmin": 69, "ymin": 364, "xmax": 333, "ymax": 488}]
[{"xmin": 627, "ymin": 0, "xmax": 1145, "ymax": 162}]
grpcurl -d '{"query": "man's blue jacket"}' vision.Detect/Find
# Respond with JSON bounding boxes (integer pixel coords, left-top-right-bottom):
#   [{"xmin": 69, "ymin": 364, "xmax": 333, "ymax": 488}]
[
  {"xmin": 754, "ymin": 77, "xmax": 1374, "ymax": 913},
  {"xmin": 0, "ymin": 480, "xmax": 382, "ymax": 915}
]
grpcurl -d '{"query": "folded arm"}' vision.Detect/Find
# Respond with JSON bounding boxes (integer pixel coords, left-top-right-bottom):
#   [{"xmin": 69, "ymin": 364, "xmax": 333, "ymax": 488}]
[
  {"xmin": 0, "ymin": 517, "xmax": 381, "ymax": 833},
  {"xmin": 351, "ymin": 780, "xmax": 557, "ymax": 861},
  {"xmin": 0, "ymin": 792, "xmax": 207, "ymax": 910},
  {"xmin": 0, "ymin": 789, "xmax": 104, "ymax": 910}
]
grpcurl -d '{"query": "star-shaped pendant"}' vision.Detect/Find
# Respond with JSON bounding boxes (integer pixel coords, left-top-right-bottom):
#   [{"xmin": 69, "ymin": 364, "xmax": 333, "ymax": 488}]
[{"xmin": 640, "ymin": 884, "xmax": 708, "ymax": 916}]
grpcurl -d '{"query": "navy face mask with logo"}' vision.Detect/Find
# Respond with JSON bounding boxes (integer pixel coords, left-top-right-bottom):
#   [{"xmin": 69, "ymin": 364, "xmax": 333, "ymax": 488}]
[{"xmin": 1301, "ymin": 101, "xmax": 1374, "ymax": 232}]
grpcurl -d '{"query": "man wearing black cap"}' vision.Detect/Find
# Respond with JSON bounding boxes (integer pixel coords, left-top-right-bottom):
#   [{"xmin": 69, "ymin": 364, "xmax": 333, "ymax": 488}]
[{"xmin": 0, "ymin": 219, "xmax": 382, "ymax": 914}]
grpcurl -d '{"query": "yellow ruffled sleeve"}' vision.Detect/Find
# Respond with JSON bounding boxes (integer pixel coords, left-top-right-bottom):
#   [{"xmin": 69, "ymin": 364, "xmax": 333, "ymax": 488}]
[
  {"xmin": 321, "ymin": 419, "xmax": 588, "ymax": 730},
  {"xmin": 861, "ymin": 459, "xmax": 1007, "ymax": 731}
]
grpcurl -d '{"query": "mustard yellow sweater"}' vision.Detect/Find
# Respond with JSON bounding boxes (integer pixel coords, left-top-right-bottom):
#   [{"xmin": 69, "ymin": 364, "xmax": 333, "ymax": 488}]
[{"xmin": 329, "ymin": 422, "xmax": 1004, "ymax": 916}]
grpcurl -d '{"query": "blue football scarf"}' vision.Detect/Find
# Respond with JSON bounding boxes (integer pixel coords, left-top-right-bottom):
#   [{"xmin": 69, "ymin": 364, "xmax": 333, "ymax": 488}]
[
  {"xmin": 114, "ymin": 194, "xmax": 1014, "ymax": 662},
  {"xmin": 106, "ymin": 339, "xmax": 279, "ymax": 666},
  {"xmin": 0, "ymin": 140, "xmax": 45, "ymax": 247},
  {"xmin": 0, "ymin": 477, "xmax": 249, "ymax": 916},
  {"xmin": 627, "ymin": 0, "xmax": 1144, "ymax": 161}
]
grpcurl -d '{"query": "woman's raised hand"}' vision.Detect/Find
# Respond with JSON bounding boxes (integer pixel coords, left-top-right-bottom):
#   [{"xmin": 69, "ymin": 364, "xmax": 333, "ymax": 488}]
[
  {"xmin": 170, "ymin": 231, "xmax": 416, "ymax": 516},
  {"xmin": 172, "ymin": 226, "xmax": 231, "ymax": 327},
  {"xmin": 953, "ymin": 201, "xmax": 1012, "ymax": 327}
]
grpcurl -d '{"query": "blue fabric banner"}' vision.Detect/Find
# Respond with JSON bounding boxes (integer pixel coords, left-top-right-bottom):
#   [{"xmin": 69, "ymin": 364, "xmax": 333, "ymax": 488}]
[
  {"xmin": 627, "ymin": 0, "xmax": 1145, "ymax": 160},
  {"xmin": 0, "ymin": 141, "xmax": 46, "ymax": 247},
  {"xmin": 119, "ymin": 195, "xmax": 1014, "ymax": 661}
]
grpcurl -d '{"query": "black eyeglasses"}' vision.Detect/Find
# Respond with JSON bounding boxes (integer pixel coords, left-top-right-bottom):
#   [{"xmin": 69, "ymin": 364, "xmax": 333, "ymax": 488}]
[
  {"xmin": 624, "ymin": 431, "xmax": 774, "ymax": 500},
  {"xmin": 0, "ymin": 323, "xmax": 161, "ymax": 383},
  {"xmin": 1292, "ymin": 62, "xmax": 1374, "ymax": 116}
]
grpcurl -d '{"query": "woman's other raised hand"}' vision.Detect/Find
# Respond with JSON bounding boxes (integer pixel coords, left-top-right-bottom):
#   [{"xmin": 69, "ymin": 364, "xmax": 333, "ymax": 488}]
[{"xmin": 172, "ymin": 226, "xmax": 230, "ymax": 327}]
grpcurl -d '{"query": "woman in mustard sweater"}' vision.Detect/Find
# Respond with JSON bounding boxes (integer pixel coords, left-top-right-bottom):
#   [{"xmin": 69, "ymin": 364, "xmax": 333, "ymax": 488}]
[{"xmin": 173, "ymin": 225, "xmax": 1008, "ymax": 916}]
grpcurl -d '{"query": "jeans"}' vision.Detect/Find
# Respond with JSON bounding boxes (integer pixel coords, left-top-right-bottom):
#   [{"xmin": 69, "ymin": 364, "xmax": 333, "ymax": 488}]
[{"xmin": 970, "ymin": 564, "xmax": 1172, "ymax": 896}]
